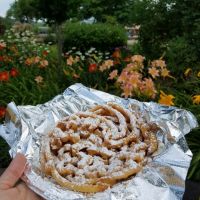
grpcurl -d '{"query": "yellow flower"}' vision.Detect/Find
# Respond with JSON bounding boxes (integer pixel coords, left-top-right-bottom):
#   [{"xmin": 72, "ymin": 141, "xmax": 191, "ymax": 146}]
[
  {"xmin": 184, "ymin": 68, "xmax": 192, "ymax": 77},
  {"xmin": 35, "ymin": 76, "xmax": 43, "ymax": 84},
  {"xmin": 158, "ymin": 91, "xmax": 175, "ymax": 106},
  {"xmin": 148, "ymin": 67, "xmax": 159, "ymax": 79},
  {"xmin": 161, "ymin": 68, "xmax": 170, "ymax": 78},
  {"xmin": 197, "ymin": 71, "xmax": 200, "ymax": 78},
  {"xmin": 192, "ymin": 95, "xmax": 200, "ymax": 104}
]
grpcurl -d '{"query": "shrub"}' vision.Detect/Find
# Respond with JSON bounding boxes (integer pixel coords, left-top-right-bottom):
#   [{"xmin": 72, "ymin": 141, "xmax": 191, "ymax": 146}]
[
  {"xmin": 63, "ymin": 22, "xmax": 127, "ymax": 52},
  {"xmin": 165, "ymin": 37, "xmax": 198, "ymax": 75}
]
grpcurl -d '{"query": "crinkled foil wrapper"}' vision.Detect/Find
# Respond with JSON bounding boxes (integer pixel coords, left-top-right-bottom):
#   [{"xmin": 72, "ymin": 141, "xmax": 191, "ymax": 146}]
[{"xmin": 0, "ymin": 83, "xmax": 198, "ymax": 200}]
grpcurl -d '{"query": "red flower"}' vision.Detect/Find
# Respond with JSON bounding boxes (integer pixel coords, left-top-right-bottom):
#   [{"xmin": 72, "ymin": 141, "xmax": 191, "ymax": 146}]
[
  {"xmin": 112, "ymin": 48, "xmax": 121, "ymax": 58},
  {"xmin": 124, "ymin": 56, "xmax": 131, "ymax": 62},
  {"xmin": 42, "ymin": 50, "xmax": 48, "ymax": 57},
  {"xmin": 10, "ymin": 68, "xmax": 19, "ymax": 77},
  {"xmin": 0, "ymin": 56, "xmax": 4, "ymax": 62},
  {"xmin": 0, "ymin": 107, "xmax": 6, "ymax": 119},
  {"xmin": 88, "ymin": 63, "xmax": 97, "ymax": 73},
  {"xmin": 0, "ymin": 71, "xmax": 9, "ymax": 81}
]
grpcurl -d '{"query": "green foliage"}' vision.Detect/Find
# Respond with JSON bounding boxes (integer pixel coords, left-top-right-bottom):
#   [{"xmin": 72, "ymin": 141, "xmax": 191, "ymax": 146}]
[
  {"xmin": 63, "ymin": 23, "xmax": 127, "ymax": 52},
  {"xmin": 175, "ymin": 0, "xmax": 200, "ymax": 59},
  {"xmin": 186, "ymin": 128, "xmax": 200, "ymax": 181},
  {"xmin": 34, "ymin": 0, "xmax": 83, "ymax": 25},
  {"xmin": 6, "ymin": 0, "xmax": 83, "ymax": 24},
  {"xmin": 0, "ymin": 28, "xmax": 68, "ymax": 107},
  {"xmin": 81, "ymin": 0, "xmax": 134, "ymax": 25},
  {"xmin": 130, "ymin": 42, "xmax": 143, "ymax": 55},
  {"xmin": 0, "ymin": 17, "xmax": 6, "ymax": 35},
  {"xmin": 137, "ymin": 0, "xmax": 181, "ymax": 59},
  {"xmin": 6, "ymin": 0, "xmax": 36, "ymax": 22},
  {"xmin": 165, "ymin": 37, "xmax": 198, "ymax": 75},
  {"xmin": 135, "ymin": 0, "xmax": 200, "ymax": 69}
]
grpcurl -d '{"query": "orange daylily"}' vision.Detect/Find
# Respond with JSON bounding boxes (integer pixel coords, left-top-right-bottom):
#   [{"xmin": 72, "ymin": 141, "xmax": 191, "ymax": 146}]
[
  {"xmin": 131, "ymin": 55, "xmax": 145, "ymax": 63},
  {"xmin": 151, "ymin": 59, "xmax": 166, "ymax": 69},
  {"xmin": 117, "ymin": 70, "xmax": 128, "ymax": 83},
  {"xmin": 141, "ymin": 78, "xmax": 157, "ymax": 99},
  {"xmin": 66, "ymin": 55, "xmax": 74, "ymax": 66},
  {"xmin": 108, "ymin": 70, "xmax": 118, "ymax": 80},
  {"xmin": 39, "ymin": 60, "xmax": 48, "ymax": 68},
  {"xmin": 121, "ymin": 83, "xmax": 133, "ymax": 98},
  {"xmin": 148, "ymin": 67, "xmax": 159, "ymax": 79},
  {"xmin": 35, "ymin": 76, "xmax": 43, "ymax": 84},
  {"xmin": 112, "ymin": 48, "xmax": 121, "ymax": 58},
  {"xmin": 34, "ymin": 56, "xmax": 41, "ymax": 64},
  {"xmin": 158, "ymin": 91, "xmax": 175, "ymax": 106},
  {"xmin": 124, "ymin": 56, "xmax": 131, "ymax": 62},
  {"xmin": 129, "ymin": 71, "xmax": 142, "ymax": 88},
  {"xmin": 25, "ymin": 58, "xmax": 34, "ymax": 66},
  {"xmin": 104, "ymin": 59, "xmax": 114, "ymax": 69}
]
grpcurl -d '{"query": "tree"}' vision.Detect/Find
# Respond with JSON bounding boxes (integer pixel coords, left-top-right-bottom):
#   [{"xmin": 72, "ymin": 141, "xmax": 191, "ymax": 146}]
[
  {"xmin": 133, "ymin": 0, "xmax": 182, "ymax": 58},
  {"xmin": 80, "ymin": 0, "xmax": 134, "ymax": 25},
  {"xmin": 6, "ymin": 0, "xmax": 36, "ymax": 22},
  {"xmin": 7, "ymin": 0, "xmax": 83, "ymax": 72},
  {"xmin": 175, "ymin": 0, "xmax": 200, "ymax": 58},
  {"xmin": 34, "ymin": 0, "xmax": 83, "ymax": 69}
]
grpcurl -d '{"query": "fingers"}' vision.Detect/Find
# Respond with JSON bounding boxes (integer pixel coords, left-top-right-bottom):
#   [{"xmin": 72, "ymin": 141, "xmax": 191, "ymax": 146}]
[
  {"xmin": 16, "ymin": 182, "xmax": 43, "ymax": 200},
  {"xmin": 0, "ymin": 153, "xmax": 27, "ymax": 190}
]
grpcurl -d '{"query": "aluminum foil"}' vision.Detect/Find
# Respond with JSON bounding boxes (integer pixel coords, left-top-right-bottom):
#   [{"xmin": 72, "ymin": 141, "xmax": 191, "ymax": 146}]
[{"xmin": 0, "ymin": 83, "xmax": 198, "ymax": 200}]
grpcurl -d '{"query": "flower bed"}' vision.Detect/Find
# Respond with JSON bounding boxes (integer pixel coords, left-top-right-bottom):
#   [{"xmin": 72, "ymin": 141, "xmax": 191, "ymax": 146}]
[{"xmin": 0, "ymin": 27, "xmax": 200, "ymax": 180}]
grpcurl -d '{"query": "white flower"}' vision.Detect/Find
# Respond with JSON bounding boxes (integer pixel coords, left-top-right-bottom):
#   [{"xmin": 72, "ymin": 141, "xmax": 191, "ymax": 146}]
[
  {"xmin": 80, "ymin": 55, "xmax": 85, "ymax": 60},
  {"xmin": 76, "ymin": 51, "xmax": 82, "ymax": 56}
]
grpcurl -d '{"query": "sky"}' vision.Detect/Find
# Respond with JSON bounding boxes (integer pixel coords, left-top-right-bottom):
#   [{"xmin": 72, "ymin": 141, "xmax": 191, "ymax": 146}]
[{"xmin": 0, "ymin": 0, "xmax": 15, "ymax": 17}]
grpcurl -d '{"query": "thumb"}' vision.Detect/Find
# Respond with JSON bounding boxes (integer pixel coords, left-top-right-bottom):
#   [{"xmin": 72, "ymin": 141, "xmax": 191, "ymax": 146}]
[{"xmin": 0, "ymin": 153, "xmax": 27, "ymax": 190}]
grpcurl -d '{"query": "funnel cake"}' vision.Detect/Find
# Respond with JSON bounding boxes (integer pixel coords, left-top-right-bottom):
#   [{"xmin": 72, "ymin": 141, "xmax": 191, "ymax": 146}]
[{"xmin": 40, "ymin": 103, "xmax": 159, "ymax": 193}]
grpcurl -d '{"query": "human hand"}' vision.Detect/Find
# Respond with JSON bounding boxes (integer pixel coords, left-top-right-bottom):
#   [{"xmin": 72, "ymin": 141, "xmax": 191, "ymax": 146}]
[{"xmin": 0, "ymin": 153, "xmax": 42, "ymax": 200}]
